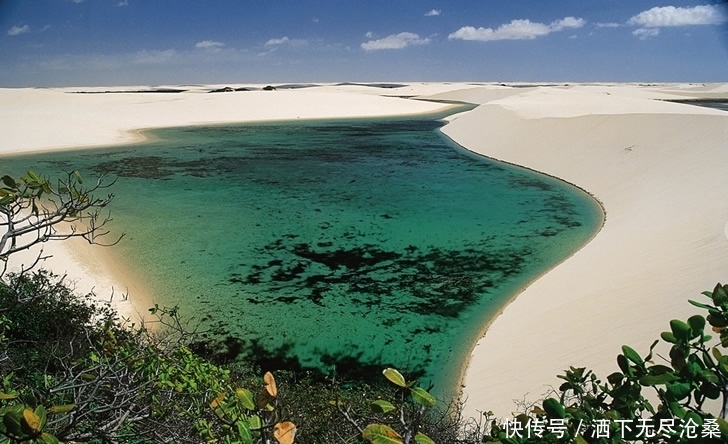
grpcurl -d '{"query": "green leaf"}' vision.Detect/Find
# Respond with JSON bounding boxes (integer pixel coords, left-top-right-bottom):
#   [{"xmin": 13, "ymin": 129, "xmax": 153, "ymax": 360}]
[
  {"xmin": 410, "ymin": 387, "xmax": 436, "ymax": 407},
  {"xmin": 670, "ymin": 346, "xmax": 687, "ymax": 369},
  {"xmin": 688, "ymin": 315, "xmax": 706, "ymax": 339},
  {"xmin": 639, "ymin": 373, "xmax": 679, "ymax": 386},
  {"xmin": 26, "ymin": 170, "xmax": 41, "ymax": 183},
  {"xmin": 648, "ymin": 364, "xmax": 675, "ymax": 375},
  {"xmin": 362, "ymin": 424, "xmax": 403, "ymax": 444},
  {"xmin": 3, "ymin": 408, "xmax": 24, "ymax": 436},
  {"xmin": 0, "ymin": 393, "xmax": 17, "ymax": 400},
  {"xmin": 73, "ymin": 170, "xmax": 83, "ymax": 184},
  {"xmin": 48, "ymin": 404, "xmax": 75, "ymax": 414},
  {"xmin": 575, "ymin": 436, "xmax": 589, "ymax": 444},
  {"xmin": 719, "ymin": 358, "xmax": 728, "ymax": 377},
  {"xmin": 713, "ymin": 283, "xmax": 728, "ymax": 305},
  {"xmin": 703, "ymin": 350, "xmax": 716, "ymax": 367},
  {"xmin": 414, "ymin": 432, "xmax": 436, "ymax": 444},
  {"xmin": 617, "ymin": 354, "xmax": 632, "ymax": 376},
  {"xmin": 644, "ymin": 339, "xmax": 659, "ymax": 362},
  {"xmin": 542, "ymin": 398, "xmax": 566, "ymax": 419},
  {"xmin": 700, "ymin": 369, "xmax": 720, "ymax": 384},
  {"xmin": 689, "ymin": 299, "xmax": 714, "ymax": 310},
  {"xmin": 236, "ymin": 388, "xmax": 256, "ymax": 410},
  {"xmin": 248, "ymin": 415, "xmax": 262, "ymax": 431},
  {"xmin": 717, "ymin": 417, "xmax": 728, "ymax": 437},
  {"xmin": 1, "ymin": 176, "xmax": 16, "ymax": 188},
  {"xmin": 700, "ymin": 382, "xmax": 721, "ymax": 399},
  {"xmin": 708, "ymin": 313, "xmax": 728, "ymax": 328},
  {"xmin": 235, "ymin": 420, "xmax": 254, "ymax": 444},
  {"xmin": 713, "ymin": 347, "xmax": 724, "ymax": 362},
  {"xmin": 622, "ymin": 345, "xmax": 643, "ymax": 365},
  {"xmin": 40, "ymin": 432, "xmax": 60, "ymax": 444},
  {"xmin": 382, "ymin": 368, "xmax": 407, "ymax": 388},
  {"xmin": 370, "ymin": 400, "xmax": 396, "ymax": 414},
  {"xmin": 670, "ymin": 319, "xmax": 691, "ymax": 341},
  {"xmin": 666, "ymin": 382, "xmax": 692, "ymax": 401},
  {"xmin": 34, "ymin": 406, "xmax": 47, "ymax": 431},
  {"xmin": 607, "ymin": 372, "xmax": 624, "ymax": 385},
  {"xmin": 668, "ymin": 400, "xmax": 687, "ymax": 418}
]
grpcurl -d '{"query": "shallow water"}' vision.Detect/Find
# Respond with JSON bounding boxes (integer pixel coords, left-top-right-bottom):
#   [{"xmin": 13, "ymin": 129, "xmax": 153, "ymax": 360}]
[{"xmin": 3, "ymin": 116, "xmax": 602, "ymax": 399}]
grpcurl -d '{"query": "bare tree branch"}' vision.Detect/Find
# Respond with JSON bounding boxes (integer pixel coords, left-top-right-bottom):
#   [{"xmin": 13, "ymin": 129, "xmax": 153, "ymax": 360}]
[{"xmin": 0, "ymin": 170, "xmax": 124, "ymax": 311}]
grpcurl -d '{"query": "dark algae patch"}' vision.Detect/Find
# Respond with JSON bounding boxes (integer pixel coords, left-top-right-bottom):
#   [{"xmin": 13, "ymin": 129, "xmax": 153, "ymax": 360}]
[
  {"xmin": 238, "ymin": 240, "xmax": 527, "ymax": 315},
  {"xmin": 2, "ymin": 117, "xmax": 602, "ymax": 398}
]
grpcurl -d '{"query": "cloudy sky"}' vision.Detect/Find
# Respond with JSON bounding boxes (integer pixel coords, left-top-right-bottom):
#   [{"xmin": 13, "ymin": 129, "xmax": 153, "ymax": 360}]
[{"xmin": 1, "ymin": 0, "xmax": 727, "ymax": 87}]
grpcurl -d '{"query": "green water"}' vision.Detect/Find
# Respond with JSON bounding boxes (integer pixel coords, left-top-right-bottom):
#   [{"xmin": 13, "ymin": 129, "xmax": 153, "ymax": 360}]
[{"xmin": 2, "ymin": 115, "xmax": 602, "ymax": 400}]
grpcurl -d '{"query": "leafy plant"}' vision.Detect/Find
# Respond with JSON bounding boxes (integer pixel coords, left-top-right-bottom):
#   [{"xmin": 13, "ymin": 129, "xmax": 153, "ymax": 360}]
[
  {"xmin": 483, "ymin": 283, "xmax": 728, "ymax": 443},
  {"xmin": 0, "ymin": 169, "xmax": 121, "ymax": 284},
  {"xmin": 202, "ymin": 371, "xmax": 297, "ymax": 444},
  {"xmin": 336, "ymin": 367, "xmax": 437, "ymax": 444}
]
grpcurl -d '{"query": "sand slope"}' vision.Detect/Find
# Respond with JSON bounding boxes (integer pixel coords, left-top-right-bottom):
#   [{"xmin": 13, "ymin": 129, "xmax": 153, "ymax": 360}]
[{"xmin": 437, "ymin": 85, "xmax": 728, "ymax": 419}]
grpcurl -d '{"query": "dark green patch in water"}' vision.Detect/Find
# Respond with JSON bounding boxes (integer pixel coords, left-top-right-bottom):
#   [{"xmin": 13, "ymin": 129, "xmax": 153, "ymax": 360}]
[{"xmin": 3, "ymin": 117, "xmax": 602, "ymax": 399}]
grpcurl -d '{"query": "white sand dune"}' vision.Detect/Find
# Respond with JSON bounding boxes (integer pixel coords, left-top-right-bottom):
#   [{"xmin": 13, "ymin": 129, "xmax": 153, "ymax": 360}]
[
  {"xmin": 1, "ymin": 83, "xmax": 727, "ymax": 420},
  {"xmin": 435, "ymin": 84, "xmax": 728, "ymax": 419},
  {"xmin": 0, "ymin": 85, "xmax": 452, "ymax": 155}
]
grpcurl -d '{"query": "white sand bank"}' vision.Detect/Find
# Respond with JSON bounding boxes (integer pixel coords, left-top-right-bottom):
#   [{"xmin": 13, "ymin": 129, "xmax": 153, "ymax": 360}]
[
  {"xmin": 435, "ymin": 84, "xmax": 728, "ymax": 419},
  {"xmin": 2, "ymin": 83, "xmax": 727, "ymax": 421},
  {"xmin": 0, "ymin": 84, "xmax": 455, "ymax": 155}
]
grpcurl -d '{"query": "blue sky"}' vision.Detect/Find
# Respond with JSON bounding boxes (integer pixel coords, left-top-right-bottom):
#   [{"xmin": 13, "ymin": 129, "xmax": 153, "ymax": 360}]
[{"xmin": 1, "ymin": 0, "xmax": 727, "ymax": 86}]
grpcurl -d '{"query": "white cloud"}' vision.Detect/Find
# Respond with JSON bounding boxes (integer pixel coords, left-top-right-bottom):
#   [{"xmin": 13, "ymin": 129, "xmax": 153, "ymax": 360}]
[
  {"xmin": 448, "ymin": 16, "xmax": 585, "ymax": 41},
  {"xmin": 550, "ymin": 16, "xmax": 586, "ymax": 31},
  {"xmin": 118, "ymin": 0, "xmax": 128, "ymax": 6},
  {"xmin": 628, "ymin": 5, "xmax": 727, "ymax": 28},
  {"xmin": 8, "ymin": 25, "xmax": 30, "ymax": 36},
  {"xmin": 132, "ymin": 49, "xmax": 177, "ymax": 65},
  {"xmin": 266, "ymin": 37, "xmax": 290, "ymax": 46},
  {"xmin": 361, "ymin": 32, "xmax": 431, "ymax": 51},
  {"xmin": 195, "ymin": 40, "xmax": 225, "ymax": 51},
  {"xmin": 425, "ymin": 9, "xmax": 441, "ymax": 17},
  {"xmin": 265, "ymin": 36, "xmax": 308, "ymax": 47},
  {"xmin": 596, "ymin": 22, "xmax": 621, "ymax": 28},
  {"xmin": 633, "ymin": 28, "xmax": 661, "ymax": 40}
]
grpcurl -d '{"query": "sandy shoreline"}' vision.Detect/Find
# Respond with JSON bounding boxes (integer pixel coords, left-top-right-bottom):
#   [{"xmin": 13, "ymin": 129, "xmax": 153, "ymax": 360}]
[
  {"xmin": 2, "ymin": 82, "xmax": 727, "ymax": 420},
  {"xmin": 439, "ymin": 84, "xmax": 728, "ymax": 419}
]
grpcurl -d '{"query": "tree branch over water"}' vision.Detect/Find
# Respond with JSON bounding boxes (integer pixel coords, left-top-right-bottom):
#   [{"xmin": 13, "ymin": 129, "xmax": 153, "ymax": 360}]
[{"xmin": 0, "ymin": 170, "xmax": 123, "ymax": 303}]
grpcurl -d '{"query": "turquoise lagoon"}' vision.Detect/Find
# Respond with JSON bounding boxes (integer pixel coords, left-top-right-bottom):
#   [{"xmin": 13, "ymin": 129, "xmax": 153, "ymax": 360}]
[{"xmin": 3, "ymin": 114, "xmax": 602, "ymax": 399}]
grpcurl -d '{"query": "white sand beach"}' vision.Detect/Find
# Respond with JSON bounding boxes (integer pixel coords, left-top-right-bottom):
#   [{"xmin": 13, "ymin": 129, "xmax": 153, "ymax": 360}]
[{"xmin": 1, "ymin": 83, "xmax": 727, "ymax": 420}]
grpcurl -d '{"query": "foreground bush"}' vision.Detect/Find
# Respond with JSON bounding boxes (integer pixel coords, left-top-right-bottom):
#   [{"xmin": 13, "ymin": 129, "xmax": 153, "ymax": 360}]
[
  {"xmin": 0, "ymin": 271, "xmax": 301, "ymax": 443},
  {"xmin": 482, "ymin": 284, "xmax": 728, "ymax": 444},
  {"xmin": 0, "ymin": 271, "xmax": 478, "ymax": 444}
]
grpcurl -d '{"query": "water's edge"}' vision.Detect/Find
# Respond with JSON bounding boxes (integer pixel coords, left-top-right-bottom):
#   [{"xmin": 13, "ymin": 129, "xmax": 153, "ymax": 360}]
[
  {"xmin": 2, "ymin": 107, "xmax": 604, "ymax": 404},
  {"xmin": 437, "ymin": 124, "xmax": 606, "ymax": 404}
]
